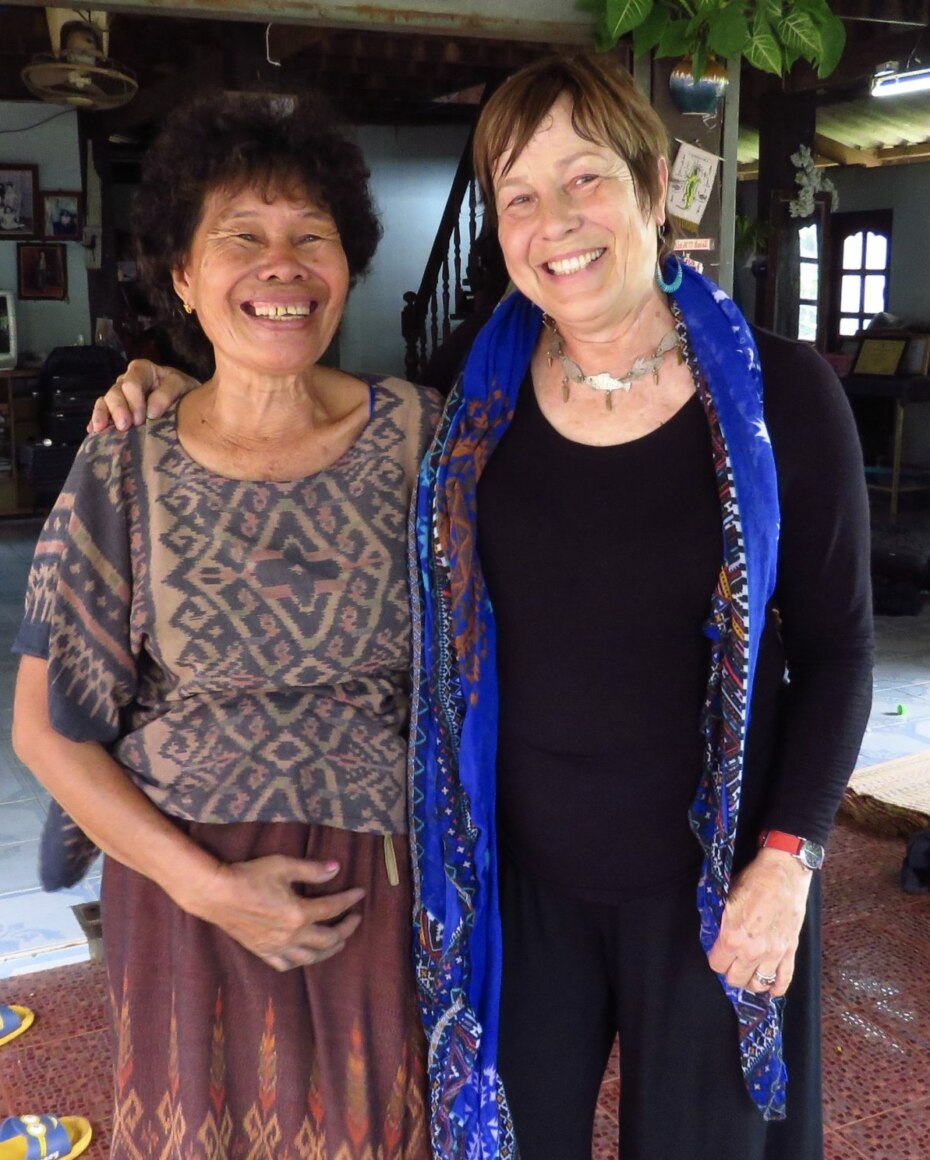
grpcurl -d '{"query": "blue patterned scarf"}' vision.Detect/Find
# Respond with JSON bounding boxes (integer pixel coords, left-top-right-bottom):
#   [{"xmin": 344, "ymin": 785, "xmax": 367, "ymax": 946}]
[{"xmin": 408, "ymin": 265, "xmax": 784, "ymax": 1159}]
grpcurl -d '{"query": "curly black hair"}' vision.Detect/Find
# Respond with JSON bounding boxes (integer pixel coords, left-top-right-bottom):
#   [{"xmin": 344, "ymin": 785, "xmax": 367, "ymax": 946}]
[{"xmin": 132, "ymin": 89, "xmax": 382, "ymax": 376}]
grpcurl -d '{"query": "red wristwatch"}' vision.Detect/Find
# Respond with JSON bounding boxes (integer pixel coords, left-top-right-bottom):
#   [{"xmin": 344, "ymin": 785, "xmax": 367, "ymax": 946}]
[{"xmin": 758, "ymin": 829, "xmax": 825, "ymax": 871}]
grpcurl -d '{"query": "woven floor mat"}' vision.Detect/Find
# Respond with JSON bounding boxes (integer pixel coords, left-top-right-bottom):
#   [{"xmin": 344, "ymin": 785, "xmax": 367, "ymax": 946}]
[{"xmin": 840, "ymin": 751, "xmax": 930, "ymax": 836}]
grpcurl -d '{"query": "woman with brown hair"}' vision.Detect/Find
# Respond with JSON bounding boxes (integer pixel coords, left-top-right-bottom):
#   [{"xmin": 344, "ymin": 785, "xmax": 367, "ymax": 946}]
[
  {"xmin": 411, "ymin": 52, "xmax": 870, "ymax": 1160},
  {"xmin": 94, "ymin": 53, "xmax": 871, "ymax": 1160}
]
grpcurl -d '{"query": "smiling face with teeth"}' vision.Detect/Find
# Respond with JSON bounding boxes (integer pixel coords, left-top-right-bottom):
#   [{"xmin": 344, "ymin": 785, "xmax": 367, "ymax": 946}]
[
  {"xmin": 493, "ymin": 94, "xmax": 668, "ymax": 342},
  {"xmin": 171, "ymin": 184, "xmax": 349, "ymax": 381}
]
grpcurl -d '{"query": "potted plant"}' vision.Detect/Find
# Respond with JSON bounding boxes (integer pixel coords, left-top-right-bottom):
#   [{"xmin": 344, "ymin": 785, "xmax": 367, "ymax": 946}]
[{"xmin": 581, "ymin": 0, "xmax": 847, "ymax": 82}]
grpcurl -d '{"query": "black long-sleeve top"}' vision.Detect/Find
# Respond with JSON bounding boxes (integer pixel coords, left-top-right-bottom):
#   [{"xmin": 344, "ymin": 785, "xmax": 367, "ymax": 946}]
[{"xmin": 476, "ymin": 327, "xmax": 873, "ymax": 902}]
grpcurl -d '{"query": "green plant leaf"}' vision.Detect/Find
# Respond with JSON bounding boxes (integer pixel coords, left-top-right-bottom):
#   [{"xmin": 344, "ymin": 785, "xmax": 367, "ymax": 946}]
[
  {"xmin": 815, "ymin": 12, "xmax": 847, "ymax": 78},
  {"xmin": 706, "ymin": 5, "xmax": 749, "ymax": 59},
  {"xmin": 794, "ymin": 0, "xmax": 833, "ymax": 18},
  {"xmin": 602, "ymin": 0, "xmax": 655, "ymax": 44},
  {"xmin": 777, "ymin": 10, "xmax": 821, "ymax": 60},
  {"xmin": 632, "ymin": 2, "xmax": 671, "ymax": 56},
  {"xmin": 687, "ymin": 12, "xmax": 707, "ymax": 38},
  {"xmin": 655, "ymin": 18, "xmax": 694, "ymax": 59},
  {"xmin": 745, "ymin": 12, "xmax": 784, "ymax": 76}
]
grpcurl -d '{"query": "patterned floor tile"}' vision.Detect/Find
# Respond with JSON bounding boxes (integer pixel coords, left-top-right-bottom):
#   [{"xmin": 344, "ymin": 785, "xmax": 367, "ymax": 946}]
[
  {"xmin": 822, "ymin": 1005, "xmax": 930, "ymax": 1129},
  {"xmin": 602, "ymin": 1036, "xmax": 619, "ymax": 1082},
  {"xmin": 832, "ymin": 1098, "xmax": 930, "ymax": 1160},
  {"xmin": 822, "ymin": 830, "xmax": 912, "ymax": 926},
  {"xmin": 824, "ymin": 1130, "xmax": 869, "ymax": 1159},
  {"xmin": 1, "ymin": 961, "xmax": 110, "ymax": 1043},
  {"xmin": 825, "ymin": 909, "xmax": 930, "ymax": 1054},
  {"xmin": 1, "ymin": 1030, "xmax": 112, "ymax": 1160},
  {"xmin": 590, "ymin": 1105, "xmax": 618, "ymax": 1160},
  {"xmin": 595, "ymin": 1076, "xmax": 619, "ymax": 1125},
  {"xmin": 0, "ymin": 963, "xmax": 111, "ymax": 1160}
]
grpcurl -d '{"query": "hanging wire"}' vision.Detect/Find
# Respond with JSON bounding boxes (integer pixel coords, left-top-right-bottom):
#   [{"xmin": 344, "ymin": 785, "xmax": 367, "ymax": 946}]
[{"xmin": 265, "ymin": 24, "xmax": 282, "ymax": 68}]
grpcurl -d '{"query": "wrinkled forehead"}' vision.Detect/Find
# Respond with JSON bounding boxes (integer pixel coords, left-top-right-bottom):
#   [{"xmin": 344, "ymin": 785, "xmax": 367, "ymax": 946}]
[{"xmin": 492, "ymin": 94, "xmax": 621, "ymax": 188}]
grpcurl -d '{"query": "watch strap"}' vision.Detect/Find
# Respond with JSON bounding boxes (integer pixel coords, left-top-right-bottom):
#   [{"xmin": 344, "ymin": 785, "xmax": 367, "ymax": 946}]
[{"xmin": 758, "ymin": 829, "xmax": 825, "ymax": 870}]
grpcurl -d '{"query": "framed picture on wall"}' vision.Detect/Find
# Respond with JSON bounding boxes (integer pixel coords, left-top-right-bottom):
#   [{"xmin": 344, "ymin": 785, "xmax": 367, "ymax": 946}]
[
  {"xmin": 852, "ymin": 337, "xmax": 906, "ymax": 376},
  {"xmin": 17, "ymin": 242, "xmax": 68, "ymax": 300},
  {"xmin": 42, "ymin": 190, "xmax": 83, "ymax": 241},
  {"xmin": 0, "ymin": 164, "xmax": 39, "ymax": 238}
]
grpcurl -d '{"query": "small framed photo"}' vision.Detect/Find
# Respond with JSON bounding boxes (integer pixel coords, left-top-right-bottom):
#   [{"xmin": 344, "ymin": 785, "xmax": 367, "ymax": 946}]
[
  {"xmin": 0, "ymin": 164, "xmax": 39, "ymax": 238},
  {"xmin": 17, "ymin": 242, "xmax": 68, "ymax": 301},
  {"xmin": 900, "ymin": 334, "xmax": 930, "ymax": 376},
  {"xmin": 852, "ymin": 337, "xmax": 907, "ymax": 376},
  {"xmin": 42, "ymin": 190, "xmax": 83, "ymax": 241}
]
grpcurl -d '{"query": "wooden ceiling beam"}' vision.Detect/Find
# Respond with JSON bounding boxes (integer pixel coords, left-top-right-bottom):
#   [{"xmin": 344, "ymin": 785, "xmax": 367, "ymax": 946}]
[
  {"xmin": 813, "ymin": 132, "xmax": 882, "ymax": 167},
  {"xmin": 833, "ymin": 0, "xmax": 928, "ymax": 26},
  {"xmin": 875, "ymin": 139, "xmax": 930, "ymax": 162}
]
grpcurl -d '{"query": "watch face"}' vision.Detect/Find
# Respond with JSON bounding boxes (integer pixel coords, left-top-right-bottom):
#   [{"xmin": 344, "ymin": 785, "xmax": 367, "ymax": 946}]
[{"xmin": 799, "ymin": 839, "xmax": 825, "ymax": 870}]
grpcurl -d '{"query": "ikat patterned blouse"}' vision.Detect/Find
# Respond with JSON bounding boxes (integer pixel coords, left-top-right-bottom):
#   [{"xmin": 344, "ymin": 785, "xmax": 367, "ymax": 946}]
[{"xmin": 15, "ymin": 376, "xmax": 441, "ymax": 835}]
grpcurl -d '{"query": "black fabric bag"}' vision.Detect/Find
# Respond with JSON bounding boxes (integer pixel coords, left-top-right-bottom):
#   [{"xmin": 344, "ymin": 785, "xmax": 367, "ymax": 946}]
[{"xmin": 901, "ymin": 828, "xmax": 930, "ymax": 894}]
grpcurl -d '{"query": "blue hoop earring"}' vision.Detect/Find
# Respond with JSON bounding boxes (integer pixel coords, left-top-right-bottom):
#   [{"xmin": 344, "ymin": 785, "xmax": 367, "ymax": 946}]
[{"xmin": 656, "ymin": 254, "xmax": 683, "ymax": 294}]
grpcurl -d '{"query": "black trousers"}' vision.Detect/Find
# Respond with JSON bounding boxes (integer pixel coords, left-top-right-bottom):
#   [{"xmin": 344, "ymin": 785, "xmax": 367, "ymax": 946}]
[{"xmin": 497, "ymin": 856, "xmax": 823, "ymax": 1160}]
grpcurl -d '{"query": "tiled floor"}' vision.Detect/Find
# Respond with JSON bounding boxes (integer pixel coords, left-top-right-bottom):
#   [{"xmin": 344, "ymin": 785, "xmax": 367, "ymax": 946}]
[{"xmin": 1, "ymin": 517, "xmax": 930, "ymax": 1157}]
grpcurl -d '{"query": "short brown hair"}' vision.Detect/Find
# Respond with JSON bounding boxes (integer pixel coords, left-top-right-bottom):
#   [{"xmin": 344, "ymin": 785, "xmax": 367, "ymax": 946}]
[{"xmin": 473, "ymin": 53, "xmax": 672, "ymax": 253}]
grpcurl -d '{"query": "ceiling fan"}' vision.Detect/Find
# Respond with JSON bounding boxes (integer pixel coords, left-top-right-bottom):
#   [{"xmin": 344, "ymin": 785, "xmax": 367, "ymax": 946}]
[{"xmin": 21, "ymin": 8, "xmax": 138, "ymax": 111}]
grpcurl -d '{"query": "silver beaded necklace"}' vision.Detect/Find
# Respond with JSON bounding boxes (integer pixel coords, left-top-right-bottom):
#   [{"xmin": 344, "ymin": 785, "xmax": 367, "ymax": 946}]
[{"xmin": 544, "ymin": 314, "xmax": 683, "ymax": 410}]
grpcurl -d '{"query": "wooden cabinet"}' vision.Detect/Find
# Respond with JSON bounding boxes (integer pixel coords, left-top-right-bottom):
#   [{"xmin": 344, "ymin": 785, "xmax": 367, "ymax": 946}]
[{"xmin": 0, "ymin": 369, "xmax": 40, "ymax": 516}]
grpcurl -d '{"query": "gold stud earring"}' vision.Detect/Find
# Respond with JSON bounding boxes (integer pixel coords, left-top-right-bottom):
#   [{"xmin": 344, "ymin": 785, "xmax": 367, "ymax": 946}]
[{"xmin": 182, "ymin": 302, "xmax": 194, "ymax": 315}]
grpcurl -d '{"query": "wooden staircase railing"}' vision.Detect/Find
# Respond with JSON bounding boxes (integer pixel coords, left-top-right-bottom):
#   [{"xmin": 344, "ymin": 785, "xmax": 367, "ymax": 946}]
[{"xmin": 401, "ymin": 129, "xmax": 482, "ymax": 385}]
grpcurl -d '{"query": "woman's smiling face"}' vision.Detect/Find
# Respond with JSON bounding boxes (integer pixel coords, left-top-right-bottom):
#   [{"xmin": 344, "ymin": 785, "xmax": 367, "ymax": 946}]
[
  {"xmin": 172, "ymin": 184, "xmax": 350, "ymax": 379},
  {"xmin": 493, "ymin": 95, "xmax": 667, "ymax": 337}
]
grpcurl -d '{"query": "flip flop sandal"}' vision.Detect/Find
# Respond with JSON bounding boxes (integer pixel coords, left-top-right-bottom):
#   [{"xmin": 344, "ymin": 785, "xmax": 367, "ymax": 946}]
[
  {"xmin": 0, "ymin": 1005, "xmax": 34, "ymax": 1048},
  {"xmin": 0, "ymin": 1115, "xmax": 92, "ymax": 1160}
]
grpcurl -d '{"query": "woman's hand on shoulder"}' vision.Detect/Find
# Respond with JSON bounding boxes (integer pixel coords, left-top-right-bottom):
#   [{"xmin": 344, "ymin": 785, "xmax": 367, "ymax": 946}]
[
  {"xmin": 183, "ymin": 853, "xmax": 365, "ymax": 971},
  {"xmin": 87, "ymin": 359, "xmax": 198, "ymax": 433},
  {"xmin": 706, "ymin": 847, "xmax": 814, "ymax": 998}
]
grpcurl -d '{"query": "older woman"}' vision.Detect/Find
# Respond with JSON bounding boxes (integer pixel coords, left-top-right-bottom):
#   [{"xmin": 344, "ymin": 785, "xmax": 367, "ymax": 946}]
[
  {"xmin": 13, "ymin": 91, "xmax": 436, "ymax": 1160},
  {"xmin": 93, "ymin": 54, "xmax": 872, "ymax": 1160},
  {"xmin": 410, "ymin": 54, "xmax": 871, "ymax": 1160}
]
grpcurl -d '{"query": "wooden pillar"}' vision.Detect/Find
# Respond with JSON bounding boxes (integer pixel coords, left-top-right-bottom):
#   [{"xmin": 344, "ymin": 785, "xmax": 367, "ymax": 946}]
[{"xmin": 755, "ymin": 85, "xmax": 817, "ymax": 328}]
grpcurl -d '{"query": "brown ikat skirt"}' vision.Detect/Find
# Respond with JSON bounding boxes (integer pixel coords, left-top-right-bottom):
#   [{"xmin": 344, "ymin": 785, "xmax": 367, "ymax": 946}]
[{"xmin": 100, "ymin": 820, "xmax": 429, "ymax": 1160}]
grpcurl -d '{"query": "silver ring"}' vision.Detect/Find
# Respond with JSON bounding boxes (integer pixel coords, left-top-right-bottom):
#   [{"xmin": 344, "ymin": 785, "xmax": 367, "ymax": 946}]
[{"xmin": 754, "ymin": 971, "xmax": 777, "ymax": 987}]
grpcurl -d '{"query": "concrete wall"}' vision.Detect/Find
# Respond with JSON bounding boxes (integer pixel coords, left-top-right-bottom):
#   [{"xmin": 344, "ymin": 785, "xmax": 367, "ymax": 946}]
[
  {"xmin": 829, "ymin": 160, "xmax": 930, "ymax": 326},
  {"xmin": 0, "ymin": 102, "xmax": 91, "ymax": 361},
  {"xmin": 737, "ymin": 163, "xmax": 930, "ymax": 464}
]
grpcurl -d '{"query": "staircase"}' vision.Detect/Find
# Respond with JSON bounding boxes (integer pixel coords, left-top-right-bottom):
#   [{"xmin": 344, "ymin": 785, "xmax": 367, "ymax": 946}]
[{"xmin": 401, "ymin": 87, "xmax": 511, "ymax": 389}]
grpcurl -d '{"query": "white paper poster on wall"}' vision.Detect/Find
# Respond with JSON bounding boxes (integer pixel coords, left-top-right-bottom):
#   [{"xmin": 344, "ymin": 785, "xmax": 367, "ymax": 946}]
[{"xmin": 666, "ymin": 142, "xmax": 720, "ymax": 228}]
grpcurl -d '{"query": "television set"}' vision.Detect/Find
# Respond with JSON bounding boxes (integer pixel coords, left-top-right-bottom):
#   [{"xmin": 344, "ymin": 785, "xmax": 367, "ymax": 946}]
[{"xmin": 0, "ymin": 291, "xmax": 18, "ymax": 370}]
